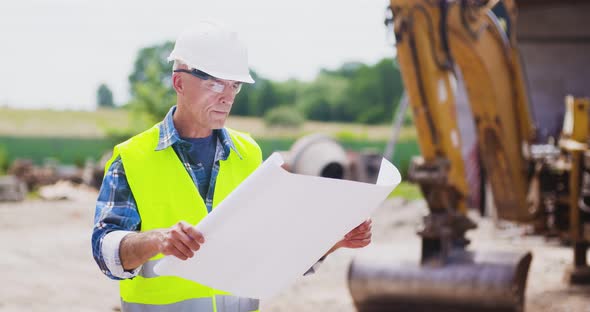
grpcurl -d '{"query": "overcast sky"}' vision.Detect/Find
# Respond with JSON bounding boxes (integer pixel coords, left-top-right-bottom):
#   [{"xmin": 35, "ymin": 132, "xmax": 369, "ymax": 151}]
[{"xmin": 0, "ymin": 0, "xmax": 395, "ymax": 110}]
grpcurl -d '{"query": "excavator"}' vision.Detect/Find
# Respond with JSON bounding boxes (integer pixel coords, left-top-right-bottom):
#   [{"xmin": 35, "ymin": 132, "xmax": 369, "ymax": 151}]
[
  {"xmin": 345, "ymin": 0, "xmax": 590, "ymax": 311},
  {"xmin": 283, "ymin": 0, "xmax": 589, "ymax": 311}
]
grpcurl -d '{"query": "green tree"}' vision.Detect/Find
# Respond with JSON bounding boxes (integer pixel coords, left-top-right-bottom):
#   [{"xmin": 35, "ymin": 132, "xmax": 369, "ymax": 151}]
[
  {"xmin": 232, "ymin": 71, "xmax": 261, "ymax": 116},
  {"xmin": 296, "ymin": 58, "xmax": 403, "ymax": 124},
  {"xmin": 96, "ymin": 83, "xmax": 114, "ymax": 108},
  {"xmin": 128, "ymin": 61, "xmax": 177, "ymax": 125},
  {"xmin": 337, "ymin": 58, "xmax": 403, "ymax": 124},
  {"xmin": 127, "ymin": 41, "xmax": 175, "ymax": 123},
  {"xmin": 346, "ymin": 64, "xmax": 383, "ymax": 123},
  {"xmin": 129, "ymin": 41, "xmax": 175, "ymax": 95},
  {"xmin": 235, "ymin": 77, "xmax": 280, "ymax": 116},
  {"xmin": 274, "ymin": 78, "xmax": 304, "ymax": 107},
  {"xmin": 375, "ymin": 58, "xmax": 404, "ymax": 122},
  {"xmin": 299, "ymin": 73, "xmax": 349, "ymax": 121},
  {"xmin": 320, "ymin": 61, "xmax": 363, "ymax": 79},
  {"xmin": 264, "ymin": 106, "xmax": 305, "ymax": 128},
  {"xmin": 256, "ymin": 80, "xmax": 280, "ymax": 115},
  {"xmin": 124, "ymin": 39, "xmax": 405, "ymax": 126}
]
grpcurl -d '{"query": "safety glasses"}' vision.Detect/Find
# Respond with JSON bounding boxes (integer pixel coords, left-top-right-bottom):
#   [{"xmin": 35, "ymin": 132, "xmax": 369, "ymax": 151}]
[{"xmin": 174, "ymin": 69, "xmax": 242, "ymax": 94}]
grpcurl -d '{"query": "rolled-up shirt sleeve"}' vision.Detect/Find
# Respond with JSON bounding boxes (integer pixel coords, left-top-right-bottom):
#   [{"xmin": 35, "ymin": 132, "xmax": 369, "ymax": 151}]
[{"xmin": 92, "ymin": 156, "xmax": 142, "ymax": 280}]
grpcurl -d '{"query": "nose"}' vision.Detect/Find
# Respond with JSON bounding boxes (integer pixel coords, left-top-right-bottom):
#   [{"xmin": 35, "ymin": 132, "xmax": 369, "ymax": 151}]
[{"xmin": 219, "ymin": 89, "xmax": 237, "ymax": 105}]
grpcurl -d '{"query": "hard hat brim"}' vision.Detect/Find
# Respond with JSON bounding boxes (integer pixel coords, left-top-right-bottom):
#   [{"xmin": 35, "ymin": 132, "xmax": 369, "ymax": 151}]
[
  {"xmin": 168, "ymin": 55, "xmax": 255, "ymax": 84},
  {"xmin": 200, "ymin": 67, "xmax": 255, "ymax": 84}
]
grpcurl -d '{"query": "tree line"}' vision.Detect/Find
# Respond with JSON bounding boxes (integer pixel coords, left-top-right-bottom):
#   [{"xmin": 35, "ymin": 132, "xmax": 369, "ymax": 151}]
[{"xmin": 100, "ymin": 41, "xmax": 405, "ymax": 125}]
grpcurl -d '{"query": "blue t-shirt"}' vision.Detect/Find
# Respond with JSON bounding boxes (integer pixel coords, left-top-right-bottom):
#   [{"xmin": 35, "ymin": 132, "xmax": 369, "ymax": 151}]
[{"xmin": 181, "ymin": 134, "xmax": 217, "ymax": 200}]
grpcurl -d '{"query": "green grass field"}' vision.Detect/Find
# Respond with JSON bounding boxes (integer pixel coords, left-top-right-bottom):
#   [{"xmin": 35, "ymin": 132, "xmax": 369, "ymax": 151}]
[
  {"xmin": 0, "ymin": 108, "xmax": 130, "ymax": 138},
  {"xmin": 389, "ymin": 181, "xmax": 422, "ymax": 200},
  {"xmin": 0, "ymin": 107, "xmax": 416, "ymax": 141},
  {"xmin": 0, "ymin": 108, "xmax": 422, "ymax": 198},
  {"xmin": 0, "ymin": 136, "xmax": 419, "ymax": 175}
]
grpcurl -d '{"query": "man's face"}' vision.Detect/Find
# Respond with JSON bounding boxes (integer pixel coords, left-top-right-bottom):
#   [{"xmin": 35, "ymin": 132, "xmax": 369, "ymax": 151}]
[{"xmin": 176, "ymin": 70, "xmax": 240, "ymax": 130}]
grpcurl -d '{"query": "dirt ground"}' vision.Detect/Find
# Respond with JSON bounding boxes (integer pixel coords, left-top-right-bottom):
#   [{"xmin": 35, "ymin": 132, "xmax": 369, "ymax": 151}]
[{"xmin": 1, "ymin": 193, "xmax": 589, "ymax": 312}]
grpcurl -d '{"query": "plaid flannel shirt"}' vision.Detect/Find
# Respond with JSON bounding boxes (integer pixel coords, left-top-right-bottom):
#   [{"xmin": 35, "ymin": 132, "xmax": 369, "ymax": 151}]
[{"xmin": 91, "ymin": 106, "xmax": 240, "ymax": 279}]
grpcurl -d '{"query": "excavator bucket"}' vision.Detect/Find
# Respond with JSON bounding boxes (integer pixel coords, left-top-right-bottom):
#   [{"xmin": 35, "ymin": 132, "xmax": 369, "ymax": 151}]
[{"xmin": 348, "ymin": 250, "xmax": 532, "ymax": 312}]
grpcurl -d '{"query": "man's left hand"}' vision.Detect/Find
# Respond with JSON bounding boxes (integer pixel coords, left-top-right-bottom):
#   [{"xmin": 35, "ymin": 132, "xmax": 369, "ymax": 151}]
[{"xmin": 324, "ymin": 219, "xmax": 372, "ymax": 257}]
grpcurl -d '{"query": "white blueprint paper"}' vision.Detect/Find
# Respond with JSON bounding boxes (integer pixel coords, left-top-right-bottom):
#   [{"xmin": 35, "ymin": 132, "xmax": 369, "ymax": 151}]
[{"xmin": 154, "ymin": 152, "xmax": 401, "ymax": 299}]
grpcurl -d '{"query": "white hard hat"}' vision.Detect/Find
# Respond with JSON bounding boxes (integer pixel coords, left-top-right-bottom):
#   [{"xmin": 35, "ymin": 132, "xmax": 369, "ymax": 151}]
[{"xmin": 168, "ymin": 21, "xmax": 255, "ymax": 84}]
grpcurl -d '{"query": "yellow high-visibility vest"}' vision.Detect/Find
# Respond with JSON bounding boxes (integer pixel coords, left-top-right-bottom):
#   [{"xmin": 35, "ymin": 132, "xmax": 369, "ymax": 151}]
[{"xmin": 105, "ymin": 124, "xmax": 262, "ymax": 312}]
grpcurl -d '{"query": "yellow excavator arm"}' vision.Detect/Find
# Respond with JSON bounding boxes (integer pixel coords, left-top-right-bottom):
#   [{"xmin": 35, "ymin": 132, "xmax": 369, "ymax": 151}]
[
  {"xmin": 348, "ymin": 1, "xmax": 590, "ymax": 311},
  {"xmin": 394, "ymin": 0, "xmax": 536, "ymax": 221}
]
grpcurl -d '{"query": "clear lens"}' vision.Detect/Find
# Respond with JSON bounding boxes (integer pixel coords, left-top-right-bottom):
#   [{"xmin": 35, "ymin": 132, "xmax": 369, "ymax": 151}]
[
  {"xmin": 203, "ymin": 79, "xmax": 242, "ymax": 94},
  {"xmin": 208, "ymin": 80, "xmax": 226, "ymax": 93}
]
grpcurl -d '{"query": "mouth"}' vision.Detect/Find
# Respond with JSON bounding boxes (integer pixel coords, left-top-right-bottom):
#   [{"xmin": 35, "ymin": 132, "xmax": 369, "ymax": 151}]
[{"xmin": 211, "ymin": 110, "xmax": 229, "ymax": 118}]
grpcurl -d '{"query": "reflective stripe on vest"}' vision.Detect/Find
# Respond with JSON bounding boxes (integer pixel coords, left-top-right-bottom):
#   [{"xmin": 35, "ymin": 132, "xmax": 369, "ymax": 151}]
[
  {"xmin": 135, "ymin": 260, "xmax": 259, "ymax": 311},
  {"xmin": 122, "ymin": 296, "xmax": 259, "ymax": 312},
  {"xmin": 122, "ymin": 298, "xmax": 212, "ymax": 312},
  {"xmin": 216, "ymin": 296, "xmax": 259, "ymax": 312}
]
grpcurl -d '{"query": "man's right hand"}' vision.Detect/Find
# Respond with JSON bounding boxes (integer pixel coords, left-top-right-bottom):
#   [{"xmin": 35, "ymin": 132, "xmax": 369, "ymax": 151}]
[
  {"xmin": 157, "ymin": 221, "xmax": 205, "ymax": 260},
  {"xmin": 120, "ymin": 221, "xmax": 205, "ymax": 270}
]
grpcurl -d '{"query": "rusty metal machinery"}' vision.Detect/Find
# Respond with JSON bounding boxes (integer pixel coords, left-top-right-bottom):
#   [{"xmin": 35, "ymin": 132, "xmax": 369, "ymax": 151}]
[
  {"xmin": 0, "ymin": 175, "xmax": 27, "ymax": 202},
  {"xmin": 347, "ymin": 1, "xmax": 590, "ymax": 311},
  {"xmin": 553, "ymin": 96, "xmax": 590, "ymax": 283},
  {"xmin": 349, "ymin": 250, "xmax": 532, "ymax": 312}
]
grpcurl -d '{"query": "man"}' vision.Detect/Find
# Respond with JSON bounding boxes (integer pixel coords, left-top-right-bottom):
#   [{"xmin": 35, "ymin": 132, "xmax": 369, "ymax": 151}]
[{"xmin": 92, "ymin": 21, "xmax": 372, "ymax": 312}]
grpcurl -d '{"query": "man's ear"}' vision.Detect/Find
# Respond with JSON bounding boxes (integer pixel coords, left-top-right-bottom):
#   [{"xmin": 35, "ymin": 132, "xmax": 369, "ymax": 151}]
[{"xmin": 172, "ymin": 73, "xmax": 183, "ymax": 95}]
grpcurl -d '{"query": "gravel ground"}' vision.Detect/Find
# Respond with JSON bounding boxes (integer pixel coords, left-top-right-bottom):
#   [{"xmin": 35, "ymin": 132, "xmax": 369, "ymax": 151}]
[{"xmin": 1, "ymin": 194, "xmax": 589, "ymax": 312}]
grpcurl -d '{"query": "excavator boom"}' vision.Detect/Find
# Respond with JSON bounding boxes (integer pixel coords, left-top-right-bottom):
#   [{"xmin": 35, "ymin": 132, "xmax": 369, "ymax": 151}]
[{"xmin": 348, "ymin": 0, "xmax": 590, "ymax": 311}]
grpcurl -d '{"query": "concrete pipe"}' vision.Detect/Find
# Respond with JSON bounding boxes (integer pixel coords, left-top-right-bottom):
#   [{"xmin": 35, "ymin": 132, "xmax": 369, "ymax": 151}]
[{"xmin": 286, "ymin": 134, "xmax": 349, "ymax": 179}]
